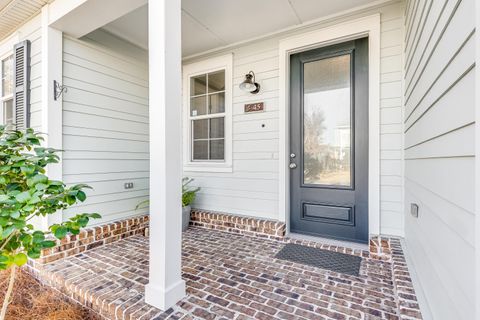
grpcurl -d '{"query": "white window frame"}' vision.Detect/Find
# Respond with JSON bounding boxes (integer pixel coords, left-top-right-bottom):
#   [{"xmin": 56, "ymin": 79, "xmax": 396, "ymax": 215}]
[
  {"xmin": 182, "ymin": 54, "xmax": 233, "ymax": 172},
  {"xmin": 0, "ymin": 52, "xmax": 14, "ymax": 126}
]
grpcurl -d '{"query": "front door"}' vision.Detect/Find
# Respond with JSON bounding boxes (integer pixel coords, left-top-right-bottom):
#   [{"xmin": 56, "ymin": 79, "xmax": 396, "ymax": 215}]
[{"xmin": 289, "ymin": 38, "xmax": 368, "ymax": 243}]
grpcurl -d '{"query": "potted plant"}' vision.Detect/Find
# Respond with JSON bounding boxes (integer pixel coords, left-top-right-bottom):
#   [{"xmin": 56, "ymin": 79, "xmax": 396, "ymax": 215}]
[
  {"xmin": 135, "ymin": 177, "xmax": 200, "ymax": 231},
  {"xmin": 182, "ymin": 177, "xmax": 200, "ymax": 231}
]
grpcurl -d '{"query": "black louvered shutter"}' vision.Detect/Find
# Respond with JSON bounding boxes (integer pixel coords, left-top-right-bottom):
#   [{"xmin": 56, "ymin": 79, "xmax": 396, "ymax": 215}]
[{"xmin": 13, "ymin": 40, "xmax": 31, "ymax": 130}]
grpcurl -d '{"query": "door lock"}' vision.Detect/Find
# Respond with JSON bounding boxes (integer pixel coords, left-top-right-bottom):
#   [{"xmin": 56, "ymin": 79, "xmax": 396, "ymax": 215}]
[
  {"xmin": 289, "ymin": 163, "xmax": 297, "ymax": 169},
  {"xmin": 290, "ymin": 153, "xmax": 296, "ymax": 158}
]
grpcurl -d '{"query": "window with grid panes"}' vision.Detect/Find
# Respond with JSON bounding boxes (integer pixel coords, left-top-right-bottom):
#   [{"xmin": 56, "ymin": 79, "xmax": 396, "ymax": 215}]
[
  {"xmin": 0, "ymin": 55, "xmax": 14, "ymax": 128},
  {"xmin": 189, "ymin": 70, "xmax": 226, "ymax": 161}
]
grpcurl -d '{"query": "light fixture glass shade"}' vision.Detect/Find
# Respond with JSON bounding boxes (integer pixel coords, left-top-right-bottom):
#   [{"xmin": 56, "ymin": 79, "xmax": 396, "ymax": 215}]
[{"xmin": 239, "ymin": 71, "xmax": 260, "ymax": 94}]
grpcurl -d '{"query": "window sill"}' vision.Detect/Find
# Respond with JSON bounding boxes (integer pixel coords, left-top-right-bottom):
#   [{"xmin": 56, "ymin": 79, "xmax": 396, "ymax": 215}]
[{"xmin": 183, "ymin": 164, "xmax": 233, "ymax": 173}]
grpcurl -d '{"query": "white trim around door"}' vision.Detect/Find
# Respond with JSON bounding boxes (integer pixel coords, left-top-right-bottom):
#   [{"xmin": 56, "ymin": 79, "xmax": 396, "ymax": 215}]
[{"xmin": 278, "ymin": 14, "xmax": 381, "ymax": 236}]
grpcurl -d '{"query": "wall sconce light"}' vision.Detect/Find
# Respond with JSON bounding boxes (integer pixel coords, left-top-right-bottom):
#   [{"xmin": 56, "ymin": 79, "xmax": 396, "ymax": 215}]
[
  {"xmin": 54, "ymin": 80, "xmax": 67, "ymax": 101},
  {"xmin": 239, "ymin": 71, "xmax": 260, "ymax": 94}
]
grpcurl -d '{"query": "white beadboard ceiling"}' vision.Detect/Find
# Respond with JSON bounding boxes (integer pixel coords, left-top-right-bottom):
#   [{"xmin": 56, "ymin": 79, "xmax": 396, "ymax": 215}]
[
  {"xmin": 0, "ymin": 0, "xmax": 51, "ymax": 41},
  {"xmin": 0, "ymin": 0, "xmax": 380, "ymax": 55},
  {"xmin": 104, "ymin": 0, "xmax": 380, "ymax": 57}
]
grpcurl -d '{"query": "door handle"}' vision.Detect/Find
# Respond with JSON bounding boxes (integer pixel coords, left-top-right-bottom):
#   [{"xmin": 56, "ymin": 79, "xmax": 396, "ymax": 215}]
[{"xmin": 289, "ymin": 163, "xmax": 297, "ymax": 169}]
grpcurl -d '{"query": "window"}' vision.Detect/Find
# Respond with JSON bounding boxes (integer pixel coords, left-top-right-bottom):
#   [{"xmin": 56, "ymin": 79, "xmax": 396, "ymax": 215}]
[
  {"xmin": 0, "ymin": 55, "xmax": 14, "ymax": 128},
  {"xmin": 190, "ymin": 70, "xmax": 225, "ymax": 161},
  {"xmin": 183, "ymin": 54, "xmax": 232, "ymax": 172}
]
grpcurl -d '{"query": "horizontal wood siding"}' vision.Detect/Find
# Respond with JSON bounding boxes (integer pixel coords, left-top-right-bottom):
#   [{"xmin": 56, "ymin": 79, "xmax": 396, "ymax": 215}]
[
  {"xmin": 379, "ymin": 2, "xmax": 404, "ymax": 236},
  {"xmin": 25, "ymin": 15, "xmax": 42, "ymax": 132},
  {"xmin": 185, "ymin": 2, "xmax": 405, "ymax": 234},
  {"xmin": 403, "ymin": 0, "xmax": 475, "ymax": 318},
  {"xmin": 62, "ymin": 30, "xmax": 149, "ymax": 225}
]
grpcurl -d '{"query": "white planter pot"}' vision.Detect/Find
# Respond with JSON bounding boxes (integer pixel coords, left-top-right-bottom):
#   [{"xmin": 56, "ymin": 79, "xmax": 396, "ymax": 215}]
[{"xmin": 182, "ymin": 206, "xmax": 191, "ymax": 231}]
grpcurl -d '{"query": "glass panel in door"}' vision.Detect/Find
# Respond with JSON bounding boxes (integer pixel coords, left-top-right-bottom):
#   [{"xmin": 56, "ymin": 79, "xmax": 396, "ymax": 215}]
[{"xmin": 303, "ymin": 54, "xmax": 352, "ymax": 187}]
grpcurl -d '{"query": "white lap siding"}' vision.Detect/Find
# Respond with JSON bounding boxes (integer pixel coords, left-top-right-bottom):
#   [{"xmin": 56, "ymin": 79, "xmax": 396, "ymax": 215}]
[
  {"xmin": 24, "ymin": 15, "xmax": 43, "ymax": 132},
  {"xmin": 184, "ymin": 2, "xmax": 405, "ymax": 235},
  {"xmin": 403, "ymin": 0, "xmax": 475, "ymax": 319},
  {"xmin": 62, "ymin": 30, "xmax": 149, "ymax": 225}
]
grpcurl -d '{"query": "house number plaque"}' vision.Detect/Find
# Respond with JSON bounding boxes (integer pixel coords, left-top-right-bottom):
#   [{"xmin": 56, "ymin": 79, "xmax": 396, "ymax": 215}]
[{"xmin": 244, "ymin": 102, "xmax": 264, "ymax": 113}]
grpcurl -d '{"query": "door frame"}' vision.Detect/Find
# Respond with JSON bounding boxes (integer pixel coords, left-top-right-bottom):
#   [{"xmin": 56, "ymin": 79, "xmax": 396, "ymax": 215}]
[{"xmin": 278, "ymin": 14, "xmax": 381, "ymax": 236}]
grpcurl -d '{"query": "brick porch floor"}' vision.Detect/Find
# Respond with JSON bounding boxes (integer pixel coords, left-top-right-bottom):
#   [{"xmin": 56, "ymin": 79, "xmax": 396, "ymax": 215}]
[{"xmin": 33, "ymin": 227, "xmax": 422, "ymax": 320}]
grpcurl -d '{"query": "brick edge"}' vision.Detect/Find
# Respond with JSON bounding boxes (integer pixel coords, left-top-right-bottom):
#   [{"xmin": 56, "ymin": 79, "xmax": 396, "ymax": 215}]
[
  {"xmin": 29, "ymin": 209, "xmax": 394, "ymax": 267},
  {"xmin": 29, "ymin": 215, "xmax": 149, "ymax": 268},
  {"xmin": 190, "ymin": 208, "xmax": 286, "ymax": 240}
]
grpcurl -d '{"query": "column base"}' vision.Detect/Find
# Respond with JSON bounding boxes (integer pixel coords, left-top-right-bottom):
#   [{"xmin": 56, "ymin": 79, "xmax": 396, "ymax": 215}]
[{"xmin": 145, "ymin": 279, "xmax": 186, "ymax": 310}]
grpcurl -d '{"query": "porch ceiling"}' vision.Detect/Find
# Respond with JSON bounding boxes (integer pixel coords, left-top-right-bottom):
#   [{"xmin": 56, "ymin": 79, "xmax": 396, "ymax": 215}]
[
  {"xmin": 0, "ymin": 0, "xmax": 51, "ymax": 41},
  {"xmin": 102, "ymin": 0, "xmax": 381, "ymax": 57}
]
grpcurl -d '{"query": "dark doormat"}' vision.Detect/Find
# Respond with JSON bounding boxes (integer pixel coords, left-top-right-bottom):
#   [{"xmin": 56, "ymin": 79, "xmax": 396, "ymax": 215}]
[{"xmin": 275, "ymin": 243, "xmax": 362, "ymax": 276}]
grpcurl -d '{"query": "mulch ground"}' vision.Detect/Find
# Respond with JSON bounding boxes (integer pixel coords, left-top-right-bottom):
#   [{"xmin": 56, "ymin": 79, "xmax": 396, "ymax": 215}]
[{"xmin": 0, "ymin": 268, "xmax": 99, "ymax": 320}]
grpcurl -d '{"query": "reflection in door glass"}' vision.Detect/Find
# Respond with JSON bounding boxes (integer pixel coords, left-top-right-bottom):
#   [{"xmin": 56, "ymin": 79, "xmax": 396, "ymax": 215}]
[{"xmin": 303, "ymin": 54, "xmax": 351, "ymax": 186}]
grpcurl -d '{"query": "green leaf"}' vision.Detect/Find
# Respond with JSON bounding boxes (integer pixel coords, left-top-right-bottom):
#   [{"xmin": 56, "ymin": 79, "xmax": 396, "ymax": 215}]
[
  {"xmin": 77, "ymin": 216, "xmax": 89, "ymax": 227},
  {"xmin": 41, "ymin": 240, "xmax": 56, "ymax": 248},
  {"xmin": 15, "ymin": 191, "xmax": 31, "ymax": 203},
  {"xmin": 0, "ymin": 217, "xmax": 8, "ymax": 226},
  {"xmin": 54, "ymin": 226, "xmax": 68, "ymax": 239},
  {"xmin": 12, "ymin": 220, "xmax": 25, "ymax": 229},
  {"xmin": 27, "ymin": 174, "xmax": 48, "ymax": 187},
  {"xmin": 35, "ymin": 183, "xmax": 48, "ymax": 191},
  {"xmin": 28, "ymin": 195, "xmax": 41, "ymax": 204},
  {"xmin": 20, "ymin": 234, "xmax": 32, "ymax": 246},
  {"xmin": 9, "ymin": 211, "xmax": 19, "ymax": 219},
  {"xmin": 22, "ymin": 205, "xmax": 34, "ymax": 212},
  {"xmin": 49, "ymin": 224, "xmax": 59, "ymax": 233},
  {"xmin": 0, "ymin": 195, "xmax": 9, "ymax": 203},
  {"xmin": 34, "ymin": 147, "xmax": 46, "ymax": 155},
  {"xmin": 20, "ymin": 166, "xmax": 35, "ymax": 175},
  {"xmin": 71, "ymin": 184, "xmax": 92, "ymax": 190},
  {"xmin": 76, "ymin": 191, "xmax": 86, "ymax": 202},
  {"xmin": 89, "ymin": 213, "xmax": 101, "ymax": 219},
  {"xmin": 13, "ymin": 253, "xmax": 27, "ymax": 266},
  {"xmin": 32, "ymin": 231, "xmax": 45, "ymax": 243},
  {"xmin": 2, "ymin": 225, "xmax": 15, "ymax": 239},
  {"xmin": 27, "ymin": 249, "xmax": 41, "ymax": 259},
  {"xmin": 69, "ymin": 228, "xmax": 80, "ymax": 235},
  {"xmin": 65, "ymin": 195, "xmax": 76, "ymax": 205}
]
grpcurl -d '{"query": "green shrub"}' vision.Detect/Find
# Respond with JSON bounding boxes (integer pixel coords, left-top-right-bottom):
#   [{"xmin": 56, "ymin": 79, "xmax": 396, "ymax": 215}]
[{"xmin": 0, "ymin": 127, "xmax": 100, "ymax": 319}]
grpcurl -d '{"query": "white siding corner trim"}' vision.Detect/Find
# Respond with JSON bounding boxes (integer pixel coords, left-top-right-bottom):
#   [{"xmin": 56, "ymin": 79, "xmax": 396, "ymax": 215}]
[
  {"xmin": 41, "ymin": 6, "xmax": 63, "ymax": 228},
  {"xmin": 278, "ymin": 14, "xmax": 381, "ymax": 234},
  {"xmin": 182, "ymin": 54, "xmax": 233, "ymax": 173}
]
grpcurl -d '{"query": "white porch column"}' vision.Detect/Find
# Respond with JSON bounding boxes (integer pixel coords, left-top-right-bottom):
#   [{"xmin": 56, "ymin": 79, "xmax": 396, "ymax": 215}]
[
  {"xmin": 39, "ymin": 5, "xmax": 63, "ymax": 230},
  {"xmin": 145, "ymin": 0, "xmax": 185, "ymax": 311}
]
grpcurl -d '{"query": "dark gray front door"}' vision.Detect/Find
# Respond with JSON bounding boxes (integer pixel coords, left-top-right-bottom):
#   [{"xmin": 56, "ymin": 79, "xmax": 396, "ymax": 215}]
[{"xmin": 289, "ymin": 38, "xmax": 368, "ymax": 243}]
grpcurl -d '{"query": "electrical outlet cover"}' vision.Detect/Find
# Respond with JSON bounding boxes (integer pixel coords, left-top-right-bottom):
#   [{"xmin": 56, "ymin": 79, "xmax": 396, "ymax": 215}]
[{"xmin": 410, "ymin": 203, "xmax": 419, "ymax": 218}]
